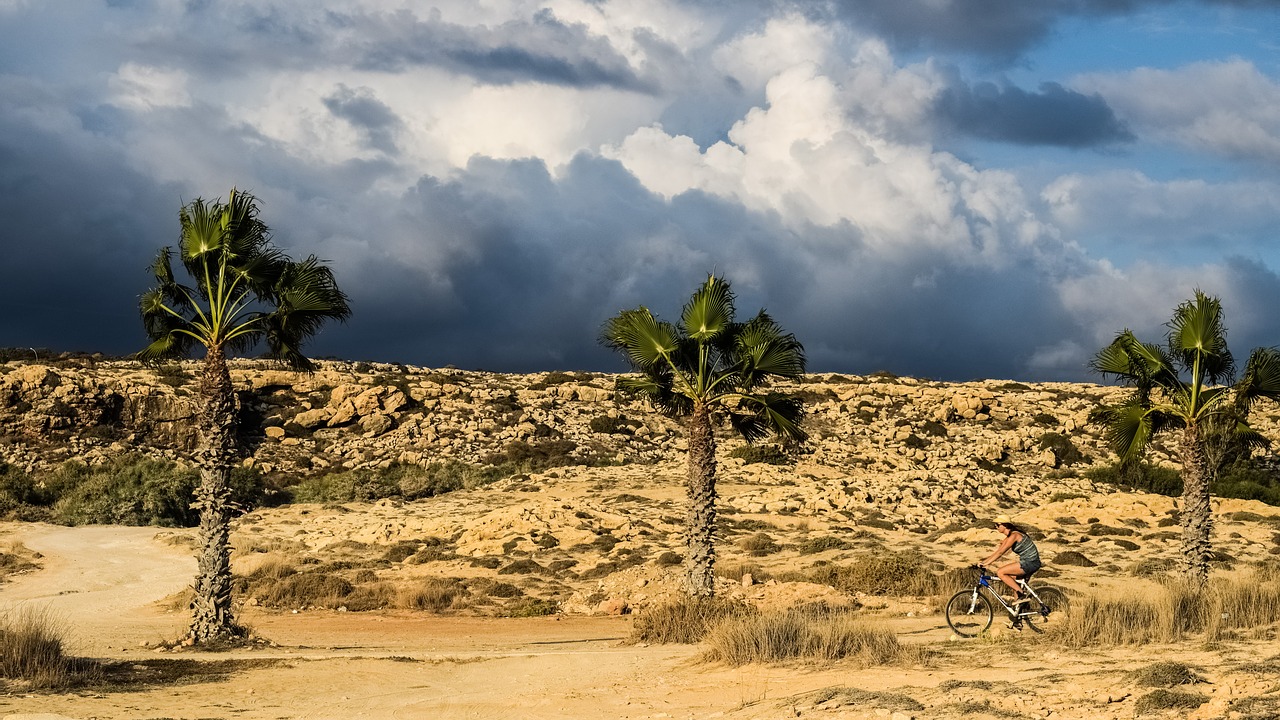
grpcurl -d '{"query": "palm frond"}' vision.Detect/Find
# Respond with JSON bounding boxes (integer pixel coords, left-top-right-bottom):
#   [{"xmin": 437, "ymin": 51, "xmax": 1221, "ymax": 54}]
[
  {"xmin": 730, "ymin": 392, "xmax": 808, "ymax": 445},
  {"xmin": 1094, "ymin": 401, "xmax": 1155, "ymax": 464},
  {"xmin": 601, "ymin": 308, "xmax": 680, "ymax": 371},
  {"xmin": 1167, "ymin": 289, "xmax": 1234, "ymax": 383},
  {"xmin": 735, "ymin": 311, "xmax": 807, "ymax": 386},
  {"xmin": 1236, "ymin": 347, "xmax": 1280, "ymax": 406},
  {"xmin": 680, "ymin": 274, "xmax": 734, "ymax": 342}
]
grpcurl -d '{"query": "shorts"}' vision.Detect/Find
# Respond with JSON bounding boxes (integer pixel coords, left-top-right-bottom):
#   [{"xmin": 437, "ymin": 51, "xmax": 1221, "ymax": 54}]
[{"xmin": 1019, "ymin": 558, "xmax": 1042, "ymax": 577}]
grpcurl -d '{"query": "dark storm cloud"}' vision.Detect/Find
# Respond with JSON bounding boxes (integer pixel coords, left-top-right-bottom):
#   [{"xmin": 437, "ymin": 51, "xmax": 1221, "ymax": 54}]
[
  {"xmin": 347, "ymin": 11, "xmax": 653, "ymax": 91},
  {"xmin": 121, "ymin": 4, "xmax": 653, "ymax": 92},
  {"xmin": 937, "ymin": 81, "xmax": 1134, "ymax": 148},
  {"xmin": 821, "ymin": 0, "xmax": 1262, "ymax": 62},
  {"xmin": 322, "ymin": 85, "xmax": 403, "ymax": 154},
  {"xmin": 0, "ymin": 104, "xmax": 180, "ymax": 356}
]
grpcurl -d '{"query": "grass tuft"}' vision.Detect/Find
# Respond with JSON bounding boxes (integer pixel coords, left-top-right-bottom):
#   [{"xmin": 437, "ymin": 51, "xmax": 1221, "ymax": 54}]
[
  {"xmin": 1133, "ymin": 689, "xmax": 1207, "ymax": 715},
  {"xmin": 0, "ymin": 607, "xmax": 98, "ymax": 689},
  {"xmin": 701, "ymin": 609, "xmax": 930, "ymax": 666},
  {"xmin": 630, "ymin": 597, "xmax": 754, "ymax": 644}
]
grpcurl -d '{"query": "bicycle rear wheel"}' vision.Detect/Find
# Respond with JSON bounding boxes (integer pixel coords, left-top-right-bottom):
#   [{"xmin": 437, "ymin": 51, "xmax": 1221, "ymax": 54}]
[
  {"xmin": 945, "ymin": 589, "xmax": 993, "ymax": 637},
  {"xmin": 1029, "ymin": 585, "xmax": 1069, "ymax": 621}
]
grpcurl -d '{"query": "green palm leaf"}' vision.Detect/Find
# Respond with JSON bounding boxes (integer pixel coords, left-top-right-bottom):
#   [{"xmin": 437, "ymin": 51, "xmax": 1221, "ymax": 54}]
[
  {"xmin": 602, "ymin": 308, "xmax": 679, "ymax": 370},
  {"xmin": 680, "ymin": 274, "xmax": 733, "ymax": 342},
  {"xmin": 1237, "ymin": 347, "xmax": 1280, "ymax": 405},
  {"xmin": 1167, "ymin": 290, "xmax": 1234, "ymax": 383}
]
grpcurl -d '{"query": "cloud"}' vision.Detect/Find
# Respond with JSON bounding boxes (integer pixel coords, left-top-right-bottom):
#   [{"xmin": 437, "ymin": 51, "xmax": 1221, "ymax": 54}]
[
  {"xmin": 1043, "ymin": 170, "xmax": 1280, "ymax": 255},
  {"xmin": 322, "ymin": 84, "xmax": 403, "ymax": 154},
  {"xmin": 936, "ymin": 81, "xmax": 1134, "ymax": 147},
  {"xmin": 1076, "ymin": 59, "xmax": 1280, "ymax": 164}
]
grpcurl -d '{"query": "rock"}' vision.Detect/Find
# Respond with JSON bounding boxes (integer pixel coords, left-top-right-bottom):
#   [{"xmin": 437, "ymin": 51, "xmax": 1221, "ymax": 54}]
[
  {"xmin": 597, "ymin": 597, "xmax": 630, "ymax": 615},
  {"xmin": 293, "ymin": 408, "xmax": 331, "ymax": 429},
  {"xmin": 264, "ymin": 426, "xmax": 286, "ymax": 439},
  {"xmin": 327, "ymin": 399, "xmax": 357, "ymax": 427}
]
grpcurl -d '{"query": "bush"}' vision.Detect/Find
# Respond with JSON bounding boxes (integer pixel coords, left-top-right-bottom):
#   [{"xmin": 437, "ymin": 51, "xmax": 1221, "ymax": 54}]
[
  {"xmin": 253, "ymin": 572, "xmax": 354, "ymax": 609},
  {"xmin": 483, "ymin": 440, "xmax": 582, "ymax": 472},
  {"xmin": 796, "ymin": 536, "xmax": 852, "ymax": 555},
  {"xmin": 1213, "ymin": 461, "xmax": 1280, "ymax": 506},
  {"xmin": 1132, "ymin": 661, "xmax": 1206, "ymax": 687},
  {"xmin": 290, "ymin": 460, "xmax": 504, "ymax": 504},
  {"xmin": 1134, "ymin": 690, "xmax": 1207, "ymax": 715},
  {"xmin": 5, "ymin": 456, "xmax": 267, "ymax": 527},
  {"xmin": 727, "ymin": 445, "xmax": 792, "ymax": 465},
  {"xmin": 588, "ymin": 415, "xmax": 634, "ymax": 435},
  {"xmin": 1038, "ymin": 433, "xmax": 1084, "ymax": 465},
  {"xmin": 0, "ymin": 607, "xmax": 101, "ymax": 690},
  {"xmin": 398, "ymin": 577, "xmax": 465, "ymax": 612},
  {"xmin": 804, "ymin": 552, "xmax": 960, "ymax": 596},
  {"xmin": 702, "ymin": 609, "xmax": 929, "ymax": 666},
  {"xmin": 739, "ymin": 533, "xmax": 781, "ymax": 556},
  {"xmin": 1087, "ymin": 462, "xmax": 1182, "ymax": 497},
  {"xmin": 630, "ymin": 598, "xmax": 754, "ymax": 644}
]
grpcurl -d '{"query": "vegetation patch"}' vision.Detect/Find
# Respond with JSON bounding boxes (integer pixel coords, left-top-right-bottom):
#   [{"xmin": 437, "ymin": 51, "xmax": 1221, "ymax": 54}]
[
  {"xmin": 739, "ymin": 532, "xmax": 781, "ymax": 556},
  {"xmin": 1133, "ymin": 689, "xmax": 1208, "ymax": 715},
  {"xmin": 702, "ymin": 609, "xmax": 930, "ymax": 666},
  {"xmin": 727, "ymin": 444, "xmax": 792, "ymax": 465},
  {"xmin": 1052, "ymin": 551, "xmax": 1096, "ymax": 567},
  {"xmin": 796, "ymin": 535, "xmax": 852, "ymax": 554},
  {"xmin": 630, "ymin": 598, "xmax": 755, "ymax": 644},
  {"xmin": 0, "ymin": 607, "xmax": 98, "ymax": 690},
  {"xmin": 1131, "ymin": 661, "xmax": 1206, "ymax": 687}
]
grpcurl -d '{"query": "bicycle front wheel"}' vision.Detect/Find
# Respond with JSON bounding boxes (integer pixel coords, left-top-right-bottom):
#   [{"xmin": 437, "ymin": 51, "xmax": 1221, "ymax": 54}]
[
  {"xmin": 1030, "ymin": 585, "xmax": 1069, "ymax": 622},
  {"xmin": 945, "ymin": 589, "xmax": 993, "ymax": 637}
]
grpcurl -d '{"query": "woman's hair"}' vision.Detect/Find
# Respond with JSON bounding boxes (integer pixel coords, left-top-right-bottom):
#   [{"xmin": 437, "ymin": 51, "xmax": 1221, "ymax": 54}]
[{"xmin": 1000, "ymin": 521, "xmax": 1027, "ymax": 536}]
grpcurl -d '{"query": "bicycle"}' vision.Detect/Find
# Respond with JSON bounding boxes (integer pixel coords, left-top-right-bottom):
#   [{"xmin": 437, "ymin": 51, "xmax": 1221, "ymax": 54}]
[{"xmin": 944, "ymin": 565, "xmax": 1070, "ymax": 637}]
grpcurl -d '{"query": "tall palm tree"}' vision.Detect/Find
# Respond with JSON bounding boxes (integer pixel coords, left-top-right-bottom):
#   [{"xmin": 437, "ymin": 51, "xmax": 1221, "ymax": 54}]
[
  {"xmin": 1090, "ymin": 291, "xmax": 1280, "ymax": 587},
  {"xmin": 139, "ymin": 188, "xmax": 351, "ymax": 643},
  {"xmin": 602, "ymin": 275, "xmax": 807, "ymax": 596}
]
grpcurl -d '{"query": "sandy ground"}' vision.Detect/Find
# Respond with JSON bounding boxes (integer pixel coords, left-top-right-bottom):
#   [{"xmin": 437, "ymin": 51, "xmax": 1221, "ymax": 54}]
[{"xmin": 1, "ymin": 509, "xmax": 1279, "ymax": 720}]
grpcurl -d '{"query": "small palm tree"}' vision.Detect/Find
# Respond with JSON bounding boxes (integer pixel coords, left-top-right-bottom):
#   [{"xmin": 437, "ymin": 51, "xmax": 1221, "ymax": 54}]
[
  {"xmin": 139, "ymin": 188, "xmax": 350, "ymax": 643},
  {"xmin": 602, "ymin": 275, "xmax": 807, "ymax": 596},
  {"xmin": 1090, "ymin": 290, "xmax": 1280, "ymax": 587}
]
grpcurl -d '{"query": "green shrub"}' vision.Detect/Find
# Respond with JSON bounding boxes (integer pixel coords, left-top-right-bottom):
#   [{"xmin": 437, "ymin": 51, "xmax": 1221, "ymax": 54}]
[
  {"xmin": 1087, "ymin": 462, "xmax": 1183, "ymax": 497},
  {"xmin": 483, "ymin": 440, "xmax": 582, "ymax": 472},
  {"xmin": 588, "ymin": 415, "xmax": 634, "ymax": 435},
  {"xmin": 797, "ymin": 535, "xmax": 852, "ymax": 554},
  {"xmin": 1038, "ymin": 433, "xmax": 1084, "ymax": 465},
  {"xmin": 804, "ymin": 552, "xmax": 959, "ymax": 596},
  {"xmin": 502, "ymin": 598, "xmax": 558, "ymax": 617},
  {"xmin": 727, "ymin": 445, "xmax": 791, "ymax": 465},
  {"xmin": 739, "ymin": 533, "xmax": 781, "ymax": 556}
]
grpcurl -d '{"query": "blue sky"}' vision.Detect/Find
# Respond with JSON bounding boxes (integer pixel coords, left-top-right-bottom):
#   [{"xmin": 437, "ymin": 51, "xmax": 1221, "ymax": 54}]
[{"xmin": 1, "ymin": 0, "xmax": 1279, "ymax": 381}]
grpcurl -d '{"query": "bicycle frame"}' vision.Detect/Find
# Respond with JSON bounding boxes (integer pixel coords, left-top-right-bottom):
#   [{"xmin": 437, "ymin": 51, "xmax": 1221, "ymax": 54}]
[{"xmin": 973, "ymin": 568, "xmax": 1048, "ymax": 620}]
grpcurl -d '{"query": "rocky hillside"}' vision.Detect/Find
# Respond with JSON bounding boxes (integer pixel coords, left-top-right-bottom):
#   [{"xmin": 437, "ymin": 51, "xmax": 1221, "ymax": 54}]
[{"xmin": 8, "ymin": 356, "xmax": 1275, "ymax": 531}]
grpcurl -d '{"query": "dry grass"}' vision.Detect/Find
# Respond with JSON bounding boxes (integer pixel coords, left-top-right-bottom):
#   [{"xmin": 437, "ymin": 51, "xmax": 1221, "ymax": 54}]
[
  {"xmin": 0, "ymin": 606, "xmax": 98, "ymax": 689},
  {"xmin": 1133, "ymin": 689, "xmax": 1208, "ymax": 715},
  {"xmin": 397, "ymin": 577, "xmax": 466, "ymax": 612},
  {"xmin": 701, "ymin": 609, "xmax": 931, "ymax": 666},
  {"xmin": 630, "ymin": 597, "xmax": 755, "ymax": 644},
  {"xmin": 252, "ymin": 572, "xmax": 353, "ymax": 609},
  {"xmin": 798, "ymin": 552, "xmax": 970, "ymax": 597},
  {"xmin": 1051, "ymin": 569, "xmax": 1280, "ymax": 647}
]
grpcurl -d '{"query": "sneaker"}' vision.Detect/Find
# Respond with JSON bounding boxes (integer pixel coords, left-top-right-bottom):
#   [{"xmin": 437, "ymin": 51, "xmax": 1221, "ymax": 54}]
[{"xmin": 1006, "ymin": 620, "xmax": 1023, "ymax": 632}]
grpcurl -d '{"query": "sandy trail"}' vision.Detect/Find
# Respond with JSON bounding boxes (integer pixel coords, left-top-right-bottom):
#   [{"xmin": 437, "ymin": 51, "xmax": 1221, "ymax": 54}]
[{"xmin": 0, "ymin": 523, "xmax": 194, "ymax": 649}]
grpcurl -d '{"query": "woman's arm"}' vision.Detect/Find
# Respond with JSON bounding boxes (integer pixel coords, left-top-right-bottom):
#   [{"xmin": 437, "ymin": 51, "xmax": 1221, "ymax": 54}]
[{"xmin": 980, "ymin": 532, "xmax": 1019, "ymax": 566}]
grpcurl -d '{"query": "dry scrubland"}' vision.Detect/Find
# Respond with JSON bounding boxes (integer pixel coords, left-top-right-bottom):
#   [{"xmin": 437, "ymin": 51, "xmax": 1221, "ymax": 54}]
[{"xmin": 2, "ymin": 358, "xmax": 1280, "ymax": 718}]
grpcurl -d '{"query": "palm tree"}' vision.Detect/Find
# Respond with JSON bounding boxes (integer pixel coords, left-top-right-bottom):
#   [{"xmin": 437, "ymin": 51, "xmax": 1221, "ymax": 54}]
[
  {"xmin": 139, "ymin": 189, "xmax": 351, "ymax": 643},
  {"xmin": 1090, "ymin": 290, "xmax": 1280, "ymax": 587},
  {"xmin": 601, "ymin": 275, "xmax": 807, "ymax": 596}
]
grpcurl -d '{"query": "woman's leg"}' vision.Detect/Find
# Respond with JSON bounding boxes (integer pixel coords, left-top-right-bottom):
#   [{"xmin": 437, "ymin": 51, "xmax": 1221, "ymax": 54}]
[{"xmin": 996, "ymin": 562, "xmax": 1024, "ymax": 596}]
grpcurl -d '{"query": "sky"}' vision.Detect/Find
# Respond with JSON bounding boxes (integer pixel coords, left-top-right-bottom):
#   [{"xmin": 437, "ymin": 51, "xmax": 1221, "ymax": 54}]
[{"xmin": 2, "ymin": 0, "xmax": 1279, "ymax": 382}]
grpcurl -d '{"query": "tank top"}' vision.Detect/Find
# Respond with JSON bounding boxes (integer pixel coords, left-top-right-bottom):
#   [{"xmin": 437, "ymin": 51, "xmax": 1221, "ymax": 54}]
[{"xmin": 1011, "ymin": 532, "xmax": 1040, "ymax": 566}]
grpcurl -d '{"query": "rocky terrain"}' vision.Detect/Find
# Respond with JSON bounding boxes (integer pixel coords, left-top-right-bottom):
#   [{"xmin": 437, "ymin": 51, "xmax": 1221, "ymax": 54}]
[{"xmin": 0, "ymin": 357, "xmax": 1176, "ymax": 525}]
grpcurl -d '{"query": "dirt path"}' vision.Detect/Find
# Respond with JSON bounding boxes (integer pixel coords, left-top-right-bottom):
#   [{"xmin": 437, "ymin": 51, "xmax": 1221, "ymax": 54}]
[{"xmin": 0, "ymin": 523, "xmax": 194, "ymax": 650}]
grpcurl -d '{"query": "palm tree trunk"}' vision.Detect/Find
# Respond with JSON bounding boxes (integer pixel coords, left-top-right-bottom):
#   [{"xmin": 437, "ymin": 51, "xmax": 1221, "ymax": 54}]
[
  {"xmin": 188, "ymin": 346, "xmax": 245, "ymax": 643},
  {"xmin": 1178, "ymin": 424, "xmax": 1213, "ymax": 588},
  {"xmin": 685, "ymin": 404, "xmax": 718, "ymax": 597}
]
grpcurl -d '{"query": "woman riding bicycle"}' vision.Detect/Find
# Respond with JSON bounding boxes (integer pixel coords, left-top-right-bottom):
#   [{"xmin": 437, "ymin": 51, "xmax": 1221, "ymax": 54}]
[{"xmin": 979, "ymin": 514, "xmax": 1041, "ymax": 607}]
